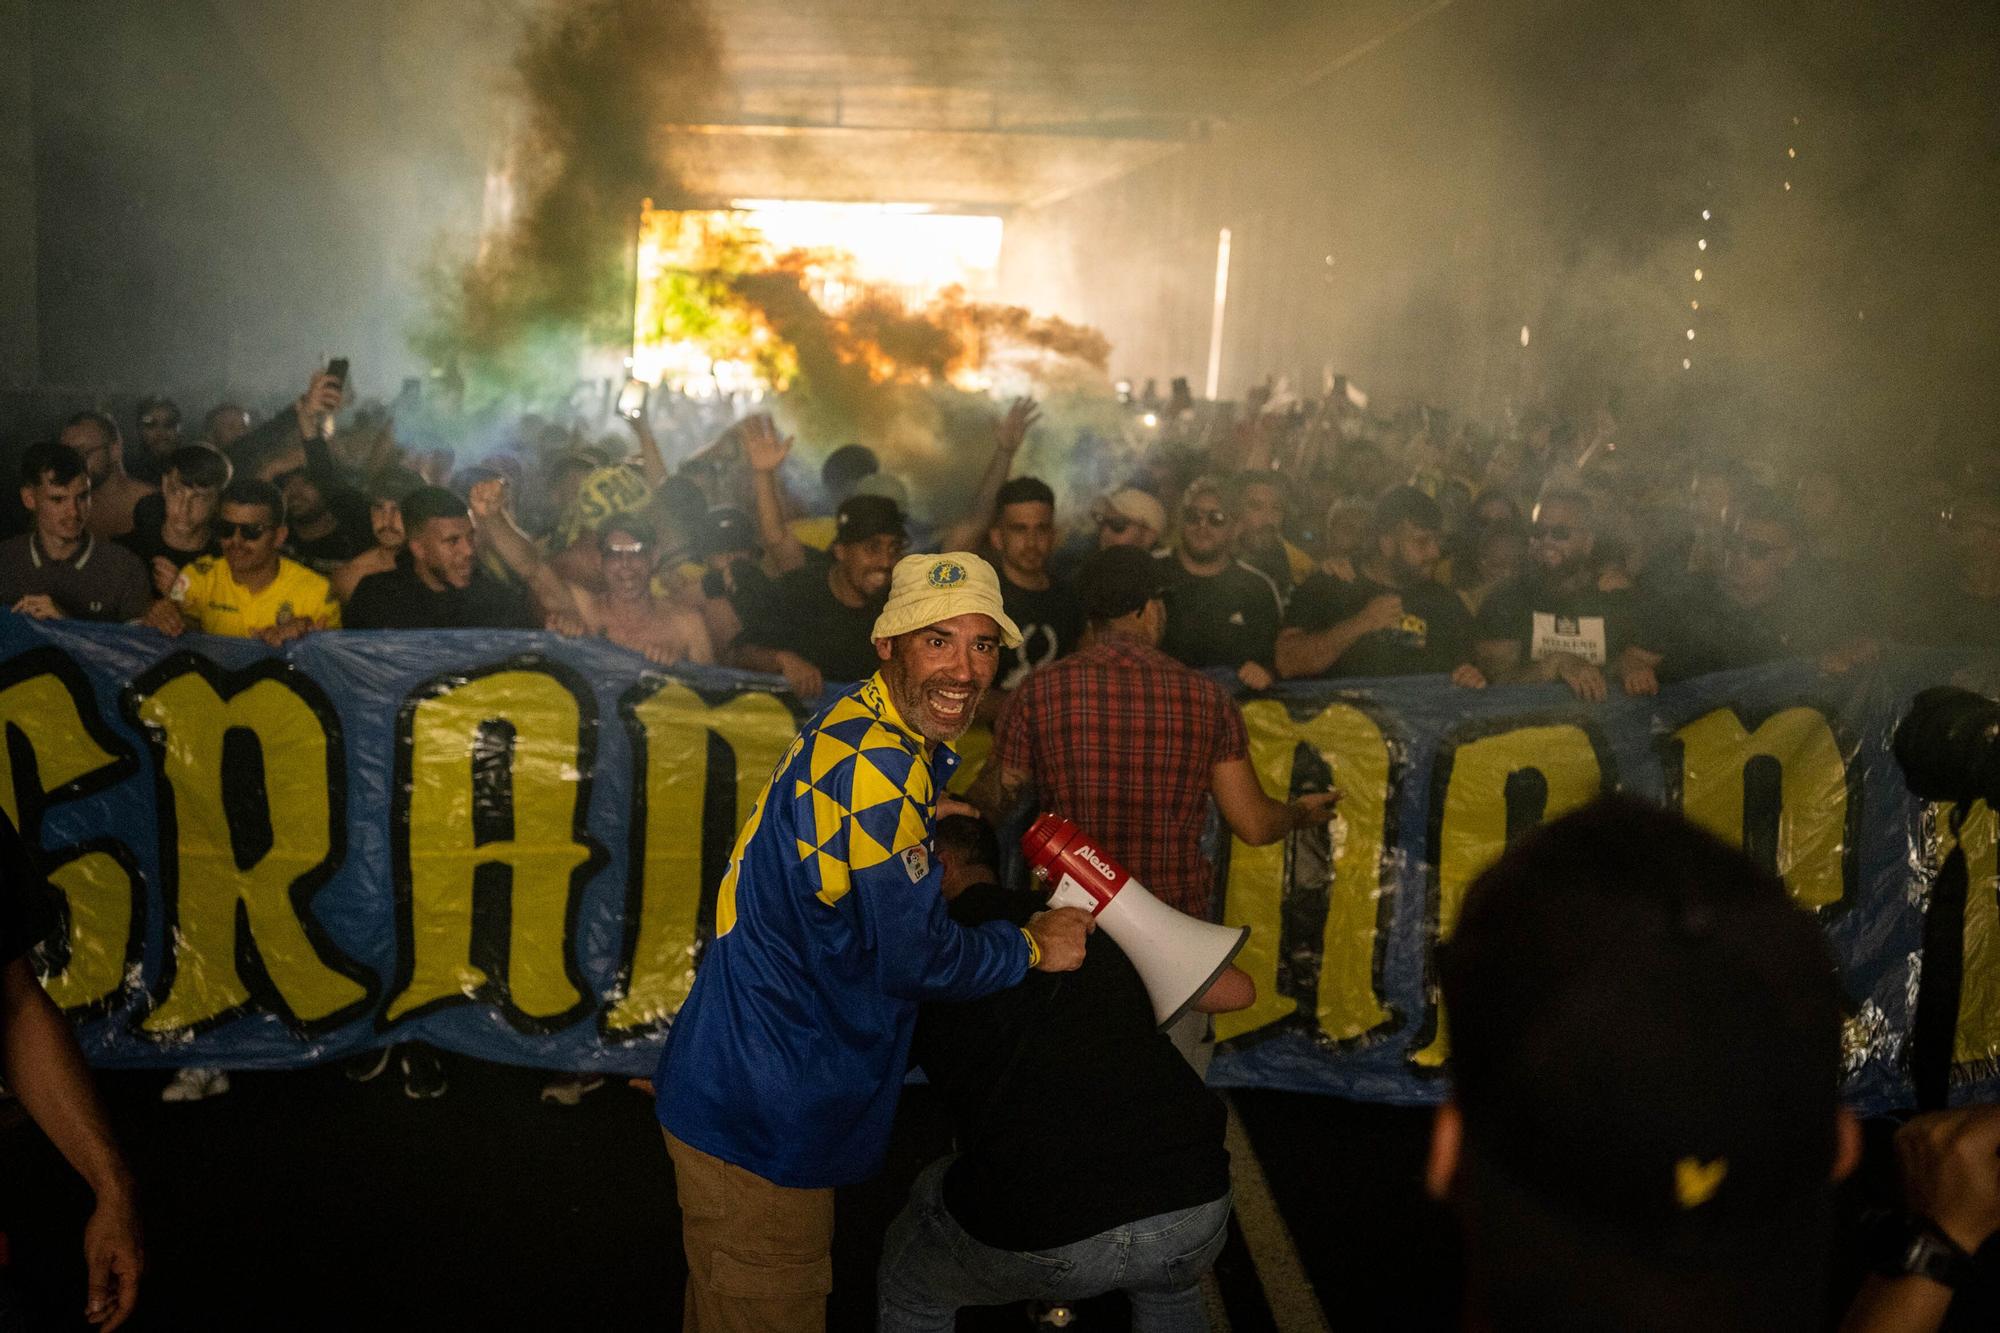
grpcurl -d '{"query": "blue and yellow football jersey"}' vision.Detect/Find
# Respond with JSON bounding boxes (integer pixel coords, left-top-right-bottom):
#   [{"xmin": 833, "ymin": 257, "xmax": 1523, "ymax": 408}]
[{"xmin": 654, "ymin": 673, "xmax": 1030, "ymax": 1188}]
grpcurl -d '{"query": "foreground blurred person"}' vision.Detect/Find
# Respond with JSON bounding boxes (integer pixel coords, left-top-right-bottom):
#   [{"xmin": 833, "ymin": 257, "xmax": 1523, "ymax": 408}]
[
  {"xmin": 1432, "ymin": 796, "xmax": 1857, "ymax": 1333},
  {"xmin": 1, "ymin": 811, "xmax": 143, "ymax": 1329},
  {"xmin": 878, "ymin": 816, "xmax": 1251, "ymax": 1333},
  {"xmin": 653, "ymin": 553, "xmax": 1094, "ymax": 1333}
]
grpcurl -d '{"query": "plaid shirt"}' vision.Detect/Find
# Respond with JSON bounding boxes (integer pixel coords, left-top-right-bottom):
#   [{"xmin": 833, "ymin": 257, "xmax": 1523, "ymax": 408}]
[{"xmin": 995, "ymin": 634, "xmax": 1248, "ymax": 916}]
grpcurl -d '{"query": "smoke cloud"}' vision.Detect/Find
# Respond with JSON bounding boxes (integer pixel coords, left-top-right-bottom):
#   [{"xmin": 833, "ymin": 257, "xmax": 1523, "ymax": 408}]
[{"xmin": 417, "ymin": 0, "xmax": 722, "ymax": 390}]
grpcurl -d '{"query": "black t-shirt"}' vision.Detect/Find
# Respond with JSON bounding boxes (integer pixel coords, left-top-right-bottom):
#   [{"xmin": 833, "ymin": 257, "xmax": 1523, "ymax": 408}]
[
  {"xmin": 1286, "ymin": 571, "xmax": 1478, "ymax": 678},
  {"xmin": 344, "ymin": 559, "xmax": 540, "ymax": 630},
  {"xmin": 913, "ymin": 882, "xmax": 1230, "ymax": 1251},
  {"xmin": 285, "ymin": 488, "xmax": 377, "ymax": 573},
  {"xmin": 1643, "ymin": 575, "xmax": 1859, "ymax": 682},
  {"xmin": 737, "ymin": 563, "xmax": 884, "ymax": 685},
  {"xmin": 0, "ymin": 811, "xmax": 54, "ymax": 972},
  {"xmin": 120, "ymin": 495, "xmax": 220, "ymax": 573},
  {"xmin": 1886, "ymin": 573, "xmax": 2000, "ymax": 651},
  {"xmin": 1476, "ymin": 573, "xmax": 1644, "ymax": 670},
  {"xmin": 1154, "ymin": 552, "xmax": 1283, "ymax": 671},
  {"xmin": 996, "ymin": 570, "xmax": 1083, "ymax": 691}
]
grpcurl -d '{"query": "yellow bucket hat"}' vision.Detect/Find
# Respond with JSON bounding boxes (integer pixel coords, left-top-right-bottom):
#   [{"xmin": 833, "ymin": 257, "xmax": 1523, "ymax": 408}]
[{"xmin": 871, "ymin": 552, "xmax": 1024, "ymax": 648}]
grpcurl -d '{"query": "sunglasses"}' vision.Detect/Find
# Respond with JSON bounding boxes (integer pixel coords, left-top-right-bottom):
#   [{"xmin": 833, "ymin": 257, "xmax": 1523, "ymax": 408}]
[
  {"xmin": 1096, "ymin": 514, "xmax": 1135, "ymax": 535},
  {"xmin": 141, "ymin": 416, "xmax": 178, "ymax": 430},
  {"xmin": 1529, "ymin": 523, "xmax": 1575, "ymax": 543},
  {"xmin": 1182, "ymin": 507, "xmax": 1231, "ymax": 529},
  {"xmin": 218, "ymin": 520, "xmax": 271, "ymax": 541},
  {"xmin": 603, "ymin": 540, "xmax": 651, "ymax": 557},
  {"xmin": 268, "ymin": 466, "xmax": 306, "ymax": 489}
]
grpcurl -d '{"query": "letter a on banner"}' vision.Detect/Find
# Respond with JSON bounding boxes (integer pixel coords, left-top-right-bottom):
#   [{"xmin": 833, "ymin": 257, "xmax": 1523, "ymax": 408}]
[
  {"xmin": 127, "ymin": 656, "xmax": 372, "ymax": 1036},
  {"xmin": 604, "ymin": 682, "xmax": 796, "ymax": 1036},
  {"xmin": 387, "ymin": 661, "xmax": 605, "ymax": 1032}
]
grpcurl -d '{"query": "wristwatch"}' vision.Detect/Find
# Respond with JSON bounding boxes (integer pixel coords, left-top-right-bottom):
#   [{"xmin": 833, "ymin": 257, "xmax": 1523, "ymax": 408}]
[{"xmin": 1879, "ymin": 1214, "xmax": 1976, "ymax": 1289}]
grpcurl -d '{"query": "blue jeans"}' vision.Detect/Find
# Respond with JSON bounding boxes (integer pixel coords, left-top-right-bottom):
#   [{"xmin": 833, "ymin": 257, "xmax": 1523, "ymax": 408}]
[{"xmin": 877, "ymin": 1156, "xmax": 1231, "ymax": 1333}]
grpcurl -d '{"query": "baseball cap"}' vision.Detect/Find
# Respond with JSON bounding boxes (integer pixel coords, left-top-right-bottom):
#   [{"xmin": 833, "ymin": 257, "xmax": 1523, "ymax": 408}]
[
  {"xmin": 697, "ymin": 506, "xmax": 757, "ymax": 560},
  {"xmin": 1440, "ymin": 795, "xmax": 1846, "ymax": 1329},
  {"xmin": 1092, "ymin": 487, "xmax": 1167, "ymax": 537},
  {"xmin": 871, "ymin": 552, "xmax": 1023, "ymax": 648},
  {"xmin": 835, "ymin": 493, "xmax": 908, "ymax": 545},
  {"xmin": 1077, "ymin": 545, "xmax": 1165, "ymax": 623}
]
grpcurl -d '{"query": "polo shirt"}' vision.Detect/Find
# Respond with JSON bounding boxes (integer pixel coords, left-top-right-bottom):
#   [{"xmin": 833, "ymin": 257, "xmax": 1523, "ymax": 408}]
[
  {"xmin": 171, "ymin": 555, "xmax": 341, "ymax": 637},
  {"xmin": 0, "ymin": 533, "xmax": 154, "ymax": 623}
]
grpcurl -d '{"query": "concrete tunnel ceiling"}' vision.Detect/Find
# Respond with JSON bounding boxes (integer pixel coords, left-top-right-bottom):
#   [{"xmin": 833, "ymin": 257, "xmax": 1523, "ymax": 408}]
[{"xmin": 660, "ymin": 0, "xmax": 1455, "ymax": 210}]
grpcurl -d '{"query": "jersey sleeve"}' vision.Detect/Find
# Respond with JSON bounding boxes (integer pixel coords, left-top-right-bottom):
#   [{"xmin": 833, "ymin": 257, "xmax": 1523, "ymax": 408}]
[{"xmin": 791, "ymin": 720, "xmax": 1028, "ymax": 1004}]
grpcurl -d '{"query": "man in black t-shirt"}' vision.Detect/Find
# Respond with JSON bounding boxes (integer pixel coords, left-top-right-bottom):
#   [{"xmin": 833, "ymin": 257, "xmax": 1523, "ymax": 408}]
[
  {"xmin": 1278, "ymin": 486, "xmax": 1486, "ymax": 685},
  {"xmin": 1476, "ymin": 488, "xmax": 1647, "ymax": 701},
  {"xmin": 986, "ymin": 476, "xmax": 1082, "ymax": 696},
  {"xmin": 1154, "ymin": 475, "xmax": 1284, "ymax": 688},
  {"xmin": 344, "ymin": 486, "xmax": 539, "ymax": 631},
  {"xmin": 255, "ymin": 440, "xmax": 375, "ymax": 574},
  {"xmin": 877, "ymin": 817, "xmax": 1244, "ymax": 1331},
  {"xmin": 1886, "ymin": 489, "xmax": 2000, "ymax": 651},
  {"xmin": 122, "ymin": 444, "xmax": 229, "ymax": 597},
  {"xmin": 732, "ymin": 494, "xmax": 906, "ymax": 701},
  {"xmin": 1627, "ymin": 487, "xmax": 1872, "ymax": 690}
]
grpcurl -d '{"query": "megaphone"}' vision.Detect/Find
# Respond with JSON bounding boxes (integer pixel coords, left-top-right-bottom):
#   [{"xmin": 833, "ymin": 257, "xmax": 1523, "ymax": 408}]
[{"xmin": 1020, "ymin": 812, "xmax": 1250, "ymax": 1028}]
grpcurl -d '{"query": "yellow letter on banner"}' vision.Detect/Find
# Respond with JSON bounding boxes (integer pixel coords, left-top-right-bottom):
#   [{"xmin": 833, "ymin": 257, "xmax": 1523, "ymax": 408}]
[
  {"xmin": 388, "ymin": 669, "xmax": 599, "ymax": 1028},
  {"xmin": 132, "ymin": 667, "xmax": 366, "ymax": 1034},
  {"xmin": 604, "ymin": 684, "xmax": 795, "ymax": 1033},
  {"xmin": 1412, "ymin": 724, "xmax": 1603, "ymax": 1068},
  {"xmin": 1216, "ymin": 700, "xmax": 1395, "ymax": 1045},
  {"xmin": 1935, "ymin": 802, "xmax": 2000, "ymax": 1074},
  {"xmin": 1674, "ymin": 706, "xmax": 1848, "ymax": 909},
  {"xmin": 0, "ymin": 663, "xmax": 138, "ymax": 1011}
]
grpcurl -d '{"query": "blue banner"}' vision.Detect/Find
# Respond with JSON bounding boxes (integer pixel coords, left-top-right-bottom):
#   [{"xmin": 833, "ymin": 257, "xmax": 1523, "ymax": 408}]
[{"xmin": 2, "ymin": 612, "xmax": 1993, "ymax": 1115}]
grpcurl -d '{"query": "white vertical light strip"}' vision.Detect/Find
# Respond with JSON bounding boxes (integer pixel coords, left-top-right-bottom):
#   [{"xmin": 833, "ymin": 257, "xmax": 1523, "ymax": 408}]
[{"xmin": 1205, "ymin": 226, "xmax": 1233, "ymax": 401}]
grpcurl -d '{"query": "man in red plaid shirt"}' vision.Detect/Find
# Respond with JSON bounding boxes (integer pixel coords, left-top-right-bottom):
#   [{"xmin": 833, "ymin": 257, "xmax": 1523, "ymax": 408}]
[{"xmin": 972, "ymin": 544, "xmax": 1338, "ymax": 1067}]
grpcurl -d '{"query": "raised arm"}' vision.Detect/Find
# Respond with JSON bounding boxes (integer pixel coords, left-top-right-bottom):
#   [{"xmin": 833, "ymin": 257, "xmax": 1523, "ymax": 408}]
[
  {"xmin": 467, "ymin": 476, "xmax": 578, "ymax": 621},
  {"xmin": 741, "ymin": 415, "xmax": 808, "ymax": 575},
  {"xmin": 935, "ymin": 396, "xmax": 1038, "ymax": 553}
]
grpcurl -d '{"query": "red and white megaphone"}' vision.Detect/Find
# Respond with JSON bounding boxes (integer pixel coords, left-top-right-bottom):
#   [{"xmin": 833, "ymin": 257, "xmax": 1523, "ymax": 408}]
[{"xmin": 1020, "ymin": 812, "xmax": 1250, "ymax": 1029}]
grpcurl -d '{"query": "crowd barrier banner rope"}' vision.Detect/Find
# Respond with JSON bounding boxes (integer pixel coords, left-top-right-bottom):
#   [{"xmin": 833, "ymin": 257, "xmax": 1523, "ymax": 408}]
[{"xmin": 2, "ymin": 613, "xmax": 1994, "ymax": 1113}]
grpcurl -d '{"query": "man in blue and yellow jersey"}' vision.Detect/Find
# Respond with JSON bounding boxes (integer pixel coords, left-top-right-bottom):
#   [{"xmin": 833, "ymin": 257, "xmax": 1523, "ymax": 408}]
[
  {"xmin": 168, "ymin": 478, "xmax": 339, "ymax": 647},
  {"xmin": 654, "ymin": 551, "xmax": 1094, "ymax": 1333}
]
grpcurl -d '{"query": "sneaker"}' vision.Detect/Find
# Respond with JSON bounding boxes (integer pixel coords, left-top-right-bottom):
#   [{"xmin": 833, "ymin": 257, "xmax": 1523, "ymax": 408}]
[
  {"xmin": 344, "ymin": 1046, "xmax": 396, "ymax": 1083},
  {"xmin": 401, "ymin": 1046, "xmax": 447, "ymax": 1100},
  {"xmin": 161, "ymin": 1066, "xmax": 230, "ymax": 1103},
  {"xmin": 539, "ymin": 1074, "xmax": 604, "ymax": 1107}
]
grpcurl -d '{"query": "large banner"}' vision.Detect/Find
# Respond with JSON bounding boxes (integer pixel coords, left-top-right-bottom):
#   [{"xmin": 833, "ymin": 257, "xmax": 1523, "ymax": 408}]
[{"xmin": 2, "ymin": 614, "xmax": 1995, "ymax": 1114}]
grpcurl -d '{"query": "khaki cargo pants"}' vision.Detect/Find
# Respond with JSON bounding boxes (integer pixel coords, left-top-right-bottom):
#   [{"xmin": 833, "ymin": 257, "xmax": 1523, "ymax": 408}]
[{"xmin": 664, "ymin": 1130, "xmax": 835, "ymax": 1333}]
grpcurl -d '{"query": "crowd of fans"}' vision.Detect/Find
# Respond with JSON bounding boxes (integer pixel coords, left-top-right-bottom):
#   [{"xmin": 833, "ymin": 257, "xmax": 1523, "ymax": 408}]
[
  {"xmin": 3, "ymin": 361, "xmax": 1999, "ymax": 1328},
  {"xmin": 8, "ymin": 362, "xmax": 1996, "ymax": 734}
]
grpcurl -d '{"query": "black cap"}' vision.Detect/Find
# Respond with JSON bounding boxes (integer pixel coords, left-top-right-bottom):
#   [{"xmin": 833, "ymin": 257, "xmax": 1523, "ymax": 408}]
[
  {"xmin": 698, "ymin": 506, "xmax": 757, "ymax": 559},
  {"xmin": 1078, "ymin": 545, "xmax": 1164, "ymax": 623},
  {"xmin": 834, "ymin": 493, "xmax": 906, "ymax": 545}
]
